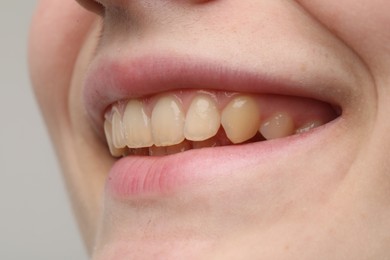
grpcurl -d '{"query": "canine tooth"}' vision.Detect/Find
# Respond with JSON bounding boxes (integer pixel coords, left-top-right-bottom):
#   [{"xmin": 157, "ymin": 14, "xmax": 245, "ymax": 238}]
[
  {"xmin": 221, "ymin": 96, "xmax": 261, "ymax": 144},
  {"xmin": 111, "ymin": 108, "xmax": 127, "ymax": 148},
  {"xmin": 151, "ymin": 95, "xmax": 185, "ymax": 147},
  {"xmin": 184, "ymin": 95, "xmax": 220, "ymax": 141},
  {"xmin": 295, "ymin": 121, "xmax": 322, "ymax": 134},
  {"xmin": 123, "ymin": 100, "xmax": 153, "ymax": 148},
  {"xmin": 259, "ymin": 112, "xmax": 294, "ymax": 140},
  {"xmin": 104, "ymin": 120, "xmax": 126, "ymax": 157}
]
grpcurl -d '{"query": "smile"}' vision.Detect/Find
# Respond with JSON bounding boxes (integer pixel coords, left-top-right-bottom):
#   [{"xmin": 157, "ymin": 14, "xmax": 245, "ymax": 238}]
[
  {"xmin": 83, "ymin": 53, "xmax": 350, "ymax": 198},
  {"xmin": 104, "ymin": 91, "xmax": 337, "ymax": 157}
]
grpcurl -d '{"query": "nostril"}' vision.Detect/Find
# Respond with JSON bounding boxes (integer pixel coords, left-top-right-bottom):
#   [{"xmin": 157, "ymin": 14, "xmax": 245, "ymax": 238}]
[
  {"xmin": 193, "ymin": 0, "xmax": 213, "ymax": 3},
  {"xmin": 76, "ymin": 0, "xmax": 105, "ymax": 15}
]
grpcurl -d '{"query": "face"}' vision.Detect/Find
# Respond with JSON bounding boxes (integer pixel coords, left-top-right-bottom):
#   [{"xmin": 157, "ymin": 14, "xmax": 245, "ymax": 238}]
[{"xmin": 29, "ymin": 0, "xmax": 390, "ymax": 259}]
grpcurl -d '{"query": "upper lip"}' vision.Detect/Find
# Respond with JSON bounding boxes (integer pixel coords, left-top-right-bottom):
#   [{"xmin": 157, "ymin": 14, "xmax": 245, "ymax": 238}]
[{"xmin": 83, "ymin": 52, "xmax": 349, "ymax": 139}]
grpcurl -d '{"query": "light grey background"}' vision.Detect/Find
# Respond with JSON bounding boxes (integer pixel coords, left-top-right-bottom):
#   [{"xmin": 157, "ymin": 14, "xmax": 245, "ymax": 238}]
[{"xmin": 1, "ymin": 2, "xmax": 87, "ymax": 259}]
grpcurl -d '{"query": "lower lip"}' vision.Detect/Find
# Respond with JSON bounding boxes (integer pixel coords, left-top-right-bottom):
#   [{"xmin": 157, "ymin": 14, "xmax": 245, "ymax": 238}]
[{"xmin": 106, "ymin": 122, "xmax": 334, "ymax": 199}]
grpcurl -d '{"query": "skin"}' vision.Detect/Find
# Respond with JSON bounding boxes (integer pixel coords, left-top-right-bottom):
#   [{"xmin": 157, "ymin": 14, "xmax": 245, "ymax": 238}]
[{"xmin": 29, "ymin": 0, "xmax": 390, "ymax": 259}]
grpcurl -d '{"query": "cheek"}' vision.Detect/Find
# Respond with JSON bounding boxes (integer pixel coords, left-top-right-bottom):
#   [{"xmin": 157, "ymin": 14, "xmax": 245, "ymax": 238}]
[
  {"xmin": 297, "ymin": 0, "xmax": 390, "ymax": 70},
  {"xmin": 28, "ymin": 0, "xmax": 96, "ymax": 127}
]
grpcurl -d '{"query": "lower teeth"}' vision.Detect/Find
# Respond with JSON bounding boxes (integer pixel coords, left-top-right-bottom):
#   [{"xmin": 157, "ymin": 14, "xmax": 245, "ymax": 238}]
[{"xmin": 122, "ymin": 128, "xmax": 265, "ymax": 157}]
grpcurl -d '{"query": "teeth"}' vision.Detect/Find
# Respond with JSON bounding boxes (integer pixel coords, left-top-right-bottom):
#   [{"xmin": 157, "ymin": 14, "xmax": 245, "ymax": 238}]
[
  {"xmin": 221, "ymin": 96, "xmax": 261, "ymax": 144},
  {"xmin": 123, "ymin": 100, "xmax": 153, "ymax": 148},
  {"xmin": 184, "ymin": 95, "xmax": 221, "ymax": 141},
  {"xmin": 151, "ymin": 95, "xmax": 185, "ymax": 147},
  {"xmin": 295, "ymin": 120, "xmax": 322, "ymax": 134},
  {"xmin": 259, "ymin": 112, "xmax": 294, "ymax": 140},
  {"xmin": 111, "ymin": 108, "xmax": 127, "ymax": 148},
  {"xmin": 104, "ymin": 120, "xmax": 126, "ymax": 157},
  {"xmin": 104, "ymin": 92, "xmax": 331, "ymax": 157}
]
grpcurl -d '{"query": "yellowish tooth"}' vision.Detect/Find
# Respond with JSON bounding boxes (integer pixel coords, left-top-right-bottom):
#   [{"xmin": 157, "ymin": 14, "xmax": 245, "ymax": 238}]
[
  {"xmin": 221, "ymin": 96, "xmax": 261, "ymax": 144},
  {"xmin": 111, "ymin": 108, "xmax": 127, "ymax": 148},
  {"xmin": 123, "ymin": 100, "xmax": 153, "ymax": 148},
  {"xmin": 184, "ymin": 95, "xmax": 220, "ymax": 141},
  {"xmin": 295, "ymin": 120, "xmax": 322, "ymax": 134},
  {"xmin": 104, "ymin": 120, "xmax": 126, "ymax": 157},
  {"xmin": 151, "ymin": 95, "xmax": 185, "ymax": 147},
  {"xmin": 259, "ymin": 112, "xmax": 294, "ymax": 140}
]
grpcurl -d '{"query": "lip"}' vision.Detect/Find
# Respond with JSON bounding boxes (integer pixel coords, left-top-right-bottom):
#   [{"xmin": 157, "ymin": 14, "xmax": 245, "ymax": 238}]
[
  {"xmin": 83, "ymin": 53, "xmax": 349, "ymax": 198},
  {"xmin": 106, "ymin": 120, "xmax": 339, "ymax": 199},
  {"xmin": 84, "ymin": 53, "xmax": 349, "ymax": 135}
]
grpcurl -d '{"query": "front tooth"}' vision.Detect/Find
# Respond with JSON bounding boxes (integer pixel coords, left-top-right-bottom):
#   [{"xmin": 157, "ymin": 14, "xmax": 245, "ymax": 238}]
[
  {"xmin": 151, "ymin": 95, "xmax": 185, "ymax": 147},
  {"xmin": 184, "ymin": 95, "xmax": 221, "ymax": 141},
  {"xmin": 259, "ymin": 112, "xmax": 294, "ymax": 140},
  {"xmin": 111, "ymin": 108, "xmax": 127, "ymax": 148},
  {"xmin": 221, "ymin": 96, "xmax": 261, "ymax": 144},
  {"xmin": 123, "ymin": 100, "xmax": 153, "ymax": 148},
  {"xmin": 104, "ymin": 120, "xmax": 126, "ymax": 157}
]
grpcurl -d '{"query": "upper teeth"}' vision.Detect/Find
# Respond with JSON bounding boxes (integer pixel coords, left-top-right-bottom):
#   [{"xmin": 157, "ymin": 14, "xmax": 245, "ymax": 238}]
[
  {"xmin": 259, "ymin": 112, "xmax": 294, "ymax": 140},
  {"xmin": 221, "ymin": 95, "xmax": 261, "ymax": 144},
  {"xmin": 184, "ymin": 94, "xmax": 220, "ymax": 142},
  {"xmin": 123, "ymin": 100, "xmax": 154, "ymax": 148},
  {"xmin": 104, "ymin": 91, "xmax": 333, "ymax": 157},
  {"xmin": 151, "ymin": 95, "xmax": 186, "ymax": 147}
]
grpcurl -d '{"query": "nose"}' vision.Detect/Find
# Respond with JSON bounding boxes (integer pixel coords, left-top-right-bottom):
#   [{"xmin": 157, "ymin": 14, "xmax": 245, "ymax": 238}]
[
  {"xmin": 101, "ymin": 0, "xmax": 212, "ymax": 6},
  {"xmin": 104, "ymin": 0, "xmax": 214, "ymax": 11},
  {"xmin": 84, "ymin": 0, "xmax": 217, "ymax": 33},
  {"xmin": 76, "ymin": 0, "xmax": 104, "ymax": 15},
  {"xmin": 85, "ymin": 0, "xmax": 213, "ymax": 12}
]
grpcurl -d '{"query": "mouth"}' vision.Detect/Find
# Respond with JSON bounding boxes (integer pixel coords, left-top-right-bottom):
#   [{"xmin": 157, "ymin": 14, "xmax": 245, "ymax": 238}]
[
  {"xmin": 104, "ymin": 91, "xmax": 337, "ymax": 157},
  {"xmin": 84, "ymin": 53, "xmax": 347, "ymax": 198}
]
